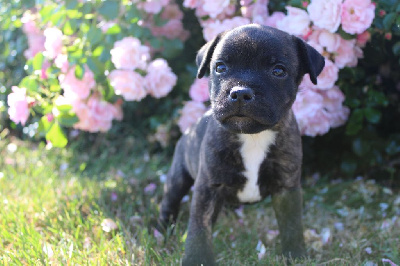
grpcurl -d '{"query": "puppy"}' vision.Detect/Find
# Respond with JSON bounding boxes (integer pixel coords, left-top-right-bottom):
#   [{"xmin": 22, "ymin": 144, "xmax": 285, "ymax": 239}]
[{"xmin": 159, "ymin": 24, "xmax": 325, "ymax": 265}]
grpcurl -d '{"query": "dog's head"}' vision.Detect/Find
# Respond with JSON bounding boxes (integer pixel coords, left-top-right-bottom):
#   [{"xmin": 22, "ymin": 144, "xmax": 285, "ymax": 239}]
[{"xmin": 196, "ymin": 24, "xmax": 325, "ymax": 134}]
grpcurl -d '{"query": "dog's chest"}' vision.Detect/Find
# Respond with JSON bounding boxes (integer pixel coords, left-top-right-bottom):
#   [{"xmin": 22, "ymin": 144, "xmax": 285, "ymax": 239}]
[{"xmin": 237, "ymin": 130, "xmax": 277, "ymax": 202}]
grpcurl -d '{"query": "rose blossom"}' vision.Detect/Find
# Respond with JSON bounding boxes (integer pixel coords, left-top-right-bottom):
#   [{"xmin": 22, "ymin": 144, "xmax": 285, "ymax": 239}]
[
  {"xmin": 189, "ymin": 78, "xmax": 210, "ymax": 102},
  {"xmin": 178, "ymin": 101, "xmax": 207, "ymax": 133},
  {"xmin": 73, "ymin": 94, "xmax": 117, "ymax": 132},
  {"xmin": 21, "ymin": 11, "xmax": 41, "ymax": 35},
  {"xmin": 334, "ymin": 38, "xmax": 358, "ymax": 68},
  {"xmin": 315, "ymin": 59, "xmax": 339, "ymax": 90},
  {"xmin": 110, "ymin": 37, "xmax": 150, "ymax": 70},
  {"xmin": 307, "ymin": 0, "xmax": 342, "ymax": 33},
  {"xmin": 183, "ymin": 0, "xmax": 199, "ymax": 9},
  {"xmin": 203, "ymin": 0, "xmax": 230, "ymax": 19},
  {"xmin": 203, "ymin": 17, "xmax": 250, "ymax": 41},
  {"xmin": 7, "ymin": 86, "xmax": 30, "ymax": 126},
  {"xmin": 292, "ymin": 88, "xmax": 330, "ymax": 136},
  {"xmin": 24, "ymin": 34, "xmax": 46, "ymax": 59},
  {"xmin": 341, "ymin": 0, "xmax": 375, "ymax": 34},
  {"xmin": 161, "ymin": 3, "xmax": 184, "ymax": 20},
  {"xmin": 151, "ymin": 19, "xmax": 189, "ymax": 41},
  {"xmin": 140, "ymin": 0, "xmax": 169, "ymax": 14},
  {"xmin": 108, "ymin": 70, "xmax": 147, "ymax": 101},
  {"xmin": 264, "ymin": 12, "xmax": 285, "ymax": 28},
  {"xmin": 145, "ymin": 59, "xmax": 177, "ymax": 98},
  {"xmin": 54, "ymin": 54, "xmax": 69, "ymax": 73},
  {"xmin": 320, "ymin": 87, "xmax": 350, "ymax": 127},
  {"xmin": 276, "ymin": 7, "xmax": 311, "ymax": 37},
  {"xmin": 59, "ymin": 65, "xmax": 96, "ymax": 100},
  {"xmin": 356, "ymin": 31, "xmax": 371, "ymax": 47},
  {"xmin": 44, "ymin": 27, "xmax": 63, "ymax": 59},
  {"xmin": 309, "ymin": 29, "xmax": 341, "ymax": 53}
]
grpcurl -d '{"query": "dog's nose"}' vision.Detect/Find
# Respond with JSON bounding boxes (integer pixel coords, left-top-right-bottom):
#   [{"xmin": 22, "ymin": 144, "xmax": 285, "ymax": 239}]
[{"xmin": 229, "ymin": 87, "xmax": 254, "ymax": 102}]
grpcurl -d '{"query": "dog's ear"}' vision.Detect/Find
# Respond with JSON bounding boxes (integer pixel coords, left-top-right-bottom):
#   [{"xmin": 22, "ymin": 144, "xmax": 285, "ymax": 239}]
[
  {"xmin": 294, "ymin": 37, "xmax": 325, "ymax": 85},
  {"xmin": 196, "ymin": 33, "xmax": 224, "ymax": 79}
]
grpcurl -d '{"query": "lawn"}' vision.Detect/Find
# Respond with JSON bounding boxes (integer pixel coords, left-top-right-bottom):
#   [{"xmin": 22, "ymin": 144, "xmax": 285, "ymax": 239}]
[{"xmin": 0, "ymin": 133, "xmax": 399, "ymax": 265}]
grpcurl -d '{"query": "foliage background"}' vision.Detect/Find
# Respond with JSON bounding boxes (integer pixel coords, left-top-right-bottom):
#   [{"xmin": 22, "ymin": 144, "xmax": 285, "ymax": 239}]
[{"xmin": 0, "ymin": 0, "xmax": 399, "ymax": 184}]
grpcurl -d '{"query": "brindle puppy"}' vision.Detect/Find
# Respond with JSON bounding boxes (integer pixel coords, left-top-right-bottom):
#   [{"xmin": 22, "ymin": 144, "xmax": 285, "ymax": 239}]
[{"xmin": 159, "ymin": 24, "xmax": 325, "ymax": 265}]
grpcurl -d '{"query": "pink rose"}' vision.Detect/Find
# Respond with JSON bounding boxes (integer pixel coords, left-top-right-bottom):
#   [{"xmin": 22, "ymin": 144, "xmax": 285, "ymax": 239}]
[
  {"xmin": 250, "ymin": 0, "xmax": 270, "ymax": 25},
  {"xmin": 341, "ymin": 0, "xmax": 375, "ymax": 34},
  {"xmin": 140, "ymin": 0, "xmax": 169, "ymax": 14},
  {"xmin": 54, "ymin": 54, "xmax": 69, "ymax": 73},
  {"xmin": 151, "ymin": 19, "xmax": 189, "ymax": 41},
  {"xmin": 73, "ymin": 95, "xmax": 117, "ymax": 132},
  {"xmin": 264, "ymin": 12, "xmax": 285, "ymax": 28},
  {"xmin": 307, "ymin": 0, "xmax": 342, "ymax": 33},
  {"xmin": 203, "ymin": 0, "xmax": 229, "ymax": 18},
  {"xmin": 334, "ymin": 38, "xmax": 358, "ymax": 68},
  {"xmin": 320, "ymin": 87, "xmax": 350, "ymax": 127},
  {"xmin": 145, "ymin": 59, "xmax": 177, "ymax": 98},
  {"xmin": 189, "ymin": 78, "xmax": 210, "ymax": 102},
  {"xmin": 44, "ymin": 27, "xmax": 63, "ymax": 59},
  {"xmin": 161, "ymin": 4, "xmax": 184, "ymax": 20},
  {"xmin": 183, "ymin": 0, "xmax": 199, "ymax": 9},
  {"xmin": 24, "ymin": 34, "xmax": 45, "ymax": 59},
  {"xmin": 108, "ymin": 70, "xmax": 147, "ymax": 101},
  {"xmin": 21, "ymin": 11, "xmax": 41, "ymax": 35},
  {"xmin": 7, "ymin": 86, "xmax": 30, "ymax": 126},
  {"xmin": 110, "ymin": 37, "xmax": 150, "ymax": 70},
  {"xmin": 309, "ymin": 29, "xmax": 341, "ymax": 53},
  {"xmin": 356, "ymin": 31, "xmax": 371, "ymax": 47},
  {"xmin": 203, "ymin": 17, "xmax": 250, "ymax": 41},
  {"xmin": 276, "ymin": 7, "xmax": 311, "ymax": 37},
  {"xmin": 315, "ymin": 59, "xmax": 339, "ymax": 90},
  {"xmin": 59, "ymin": 65, "xmax": 96, "ymax": 100},
  {"xmin": 292, "ymin": 89, "xmax": 330, "ymax": 136},
  {"xmin": 178, "ymin": 101, "xmax": 207, "ymax": 133}
]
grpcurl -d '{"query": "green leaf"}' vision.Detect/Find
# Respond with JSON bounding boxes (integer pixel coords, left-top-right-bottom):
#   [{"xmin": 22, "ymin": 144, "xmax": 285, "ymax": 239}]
[
  {"xmin": 106, "ymin": 24, "xmax": 121, "ymax": 35},
  {"xmin": 393, "ymin": 42, "xmax": 400, "ymax": 56},
  {"xmin": 63, "ymin": 20, "xmax": 75, "ymax": 36},
  {"xmin": 46, "ymin": 122, "xmax": 68, "ymax": 148},
  {"xmin": 383, "ymin": 13, "xmax": 396, "ymax": 31},
  {"xmin": 385, "ymin": 141, "xmax": 400, "ymax": 155},
  {"xmin": 338, "ymin": 27, "xmax": 355, "ymax": 40},
  {"xmin": 340, "ymin": 160, "xmax": 357, "ymax": 175},
  {"xmin": 56, "ymin": 104, "xmax": 73, "ymax": 113},
  {"xmin": 58, "ymin": 113, "xmax": 79, "ymax": 127},
  {"xmin": 345, "ymin": 109, "xmax": 364, "ymax": 135},
  {"xmin": 74, "ymin": 64, "xmax": 85, "ymax": 79},
  {"xmin": 364, "ymin": 108, "xmax": 381, "ymax": 124},
  {"xmin": 87, "ymin": 26, "xmax": 103, "ymax": 46},
  {"xmin": 87, "ymin": 56, "xmax": 103, "ymax": 76},
  {"xmin": 92, "ymin": 46, "xmax": 104, "ymax": 57},
  {"xmin": 32, "ymin": 52, "xmax": 44, "ymax": 71},
  {"xmin": 352, "ymin": 138, "xmax": 370, "ymax": 157},
  {"xmin": 39, "ymin": 116, "xmax": 52, "ymax": 136},
  {"xmin": 98, "ymin": 1, "xmax": 120, "ymax": 20},
  {"xmin": 65, "ymin": 0, "xmax": 78, "ymax": 9},
  {"xmin": 19, "ymin": 76, "xmax": 39, "ymax": 92}
]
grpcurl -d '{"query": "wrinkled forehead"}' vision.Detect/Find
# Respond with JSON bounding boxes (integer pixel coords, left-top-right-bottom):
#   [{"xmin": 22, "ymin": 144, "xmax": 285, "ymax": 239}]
[{"xmin": 212, "ymin": 26, "xmax": 298, "ymax": 65}]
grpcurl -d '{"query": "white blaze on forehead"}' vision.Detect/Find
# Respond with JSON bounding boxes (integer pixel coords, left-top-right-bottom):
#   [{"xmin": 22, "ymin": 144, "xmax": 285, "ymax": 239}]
[{"xmin": 237, "ymin": 130, "xmax": 277, "ymax": 202}]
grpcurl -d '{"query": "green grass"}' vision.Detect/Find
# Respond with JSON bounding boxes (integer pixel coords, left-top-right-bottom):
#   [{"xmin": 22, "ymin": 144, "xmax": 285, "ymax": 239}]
[{"xmin": 0, "ymin": 134, "xmax": 399, "ymax": 265}]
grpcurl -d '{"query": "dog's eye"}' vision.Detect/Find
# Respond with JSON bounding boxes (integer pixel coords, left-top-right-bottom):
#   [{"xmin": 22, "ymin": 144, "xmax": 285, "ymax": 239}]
[
  {"xmin": 215, "ymin": 62, "xmax": 227, "ymax": 73},
  {"xmin": 272, "ymin": 66, "xmax": 287, "ymax": 77}
]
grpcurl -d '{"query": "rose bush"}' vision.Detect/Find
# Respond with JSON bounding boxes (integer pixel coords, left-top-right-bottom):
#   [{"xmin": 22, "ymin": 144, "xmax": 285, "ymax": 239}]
[{"xmin": 1, "ymin": 0, "xmax": 400, "ymax": 182}]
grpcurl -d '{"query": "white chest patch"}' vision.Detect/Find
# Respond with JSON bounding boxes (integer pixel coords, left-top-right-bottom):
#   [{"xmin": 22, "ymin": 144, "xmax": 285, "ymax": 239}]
[{"xmin": 237, "ymin": 130, "xmax": 277, "ymax": 202}]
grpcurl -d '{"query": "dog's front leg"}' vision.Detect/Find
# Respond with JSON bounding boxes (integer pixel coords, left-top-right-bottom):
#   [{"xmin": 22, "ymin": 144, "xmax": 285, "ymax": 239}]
[
  {"xmin": 183, "ymin": 182, "xmax": 222, "ymax": 266},
  {"xmin": 272, "ymin": 187, "xmax": 306, "ymax": 259}
]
